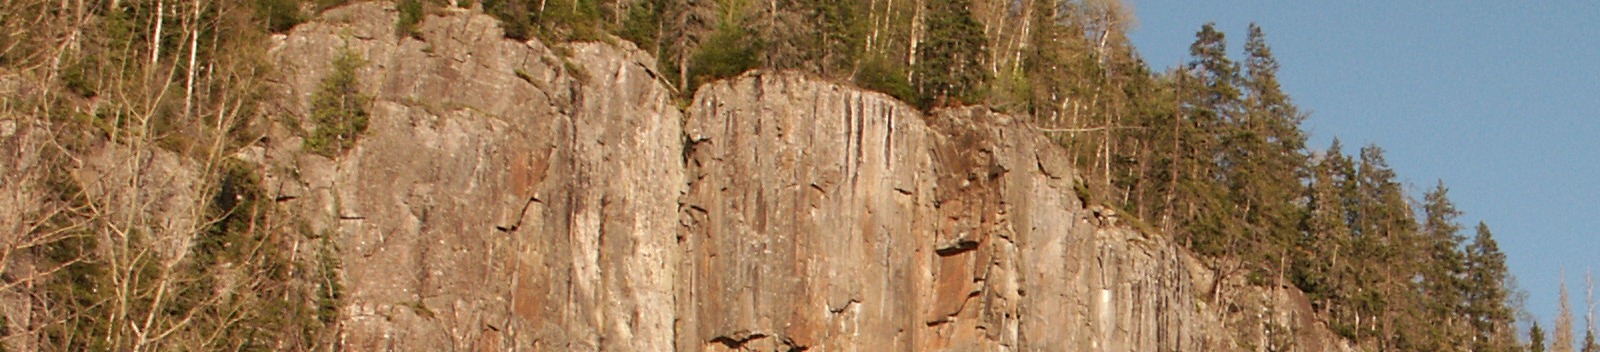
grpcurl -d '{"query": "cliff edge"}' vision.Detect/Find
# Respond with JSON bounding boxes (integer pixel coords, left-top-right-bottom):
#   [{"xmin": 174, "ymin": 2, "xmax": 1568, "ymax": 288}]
[{"xmin": 251, "ymin": 3, "xmax": 1351, "ymax": 351}]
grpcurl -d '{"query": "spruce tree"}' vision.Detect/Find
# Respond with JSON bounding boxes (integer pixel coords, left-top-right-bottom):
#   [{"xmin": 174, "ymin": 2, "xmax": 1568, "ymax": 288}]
[
  {"xmin": 1232, "ymin": 23, "xmax": 1308, "ymax": 283},
  {"xmin": 1351, "ymin": 144, "xmax": 1420, "ymax": 348},
  {"xmin": 914, "ymin": 0, "xmax": 988, "ymax": 107},
  {"xmin": 745, "ymin": 0, "xmax": 813, "ymax": 71},
  {"xmin": 1175, "ymin": 23, "xmax": 1241, "ymax": 257},
  {"xmin": 664, "ymin": 0, "xmax": 720, "ymax": 91},
  {"xmin": 1419, "ymin": 180, "xmax": 1469, "ymax": 349},
  {"xmin": 1537, "ymin": 322, "xmax": 1551, "ymax": 352},
  {"xmin": 1466, "ymin": 222, "xmax": 1517, "ymax": 352},
  {"xmin": 1296, "ymin": 141, "xmax": 1353, "ymax": 316}
]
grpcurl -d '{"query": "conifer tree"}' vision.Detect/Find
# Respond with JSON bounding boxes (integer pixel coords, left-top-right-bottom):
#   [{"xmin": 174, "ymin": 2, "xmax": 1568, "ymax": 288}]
[
  {"xmin": 810, "ymin": 0, "xmax": 866, "ymax": 77},
  {"xmin": 665, "ymin": 0, "xmax": 721, "ymax": 91},
  {"xmin": 1351, "ymin": 144, "xmax": 1418, "ymax": 348},
  {"xmin": 1232, "ymin": 23, "xmax": 1308, "ymax": 282},
  {"xmin": 914, "ymin": 0, "xmax": 988, "ymax": 107},
  {"xmin": 1466, "ymin": 222, "xmax": 1517, "ymax": 352},
  {"xmin": 1296, "ymin": 140, "xmax": 1353, "ymax": 316},
  {"xmin": 1537, "ymin": 322, "xmax": 1551, "ymax": 352},
  {"xmin": 1174, "ymin": 23, "xmax": 1241, "ymax": 257},
  {"xmin": 742, "ymin": 0, "xmax": 865, "ymax": 76},
  {"xmin": 745, "ymin": 0, "xmax": 813, "ymax": 71},
  {"xmin": 1419, "ymin": 180, "xmax": 1469, "ymax": 348},
  {"xmin": 1026, "ymin": 0, "xmax": 1095, "ymax": 126}
]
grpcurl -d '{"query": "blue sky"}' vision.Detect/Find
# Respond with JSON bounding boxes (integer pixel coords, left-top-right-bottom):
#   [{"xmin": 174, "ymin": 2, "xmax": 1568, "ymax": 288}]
[{"xmin": 1124, "ymin": 0, "xmax": 1600, "ymax": 342}]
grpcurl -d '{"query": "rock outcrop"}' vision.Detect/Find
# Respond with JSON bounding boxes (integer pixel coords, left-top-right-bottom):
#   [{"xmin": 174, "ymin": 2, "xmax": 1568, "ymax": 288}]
[
  {"xmin": 266, "ymin": 4, "xmax": 682, "ymax": 350},
  {"xmin": 250, "ymin": 3, "xmax": 1353, "ymax": 351}
]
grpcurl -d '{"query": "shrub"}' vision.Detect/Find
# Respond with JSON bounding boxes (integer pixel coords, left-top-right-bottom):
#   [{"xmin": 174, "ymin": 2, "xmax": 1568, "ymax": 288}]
[
  {"xmin": 304, "ymin": 50, "xmax": 370, "ymax": 157},
  {"xmin": 396, "ymin": 0, "xmax": 425, "ymax": 38},
  {"xmin": 483, "ymin": 0, "xmax": 536, "ymax": 41},
  {"xmin": 853, "ymin": 58, "xmax": 915, "ymax": 104},
  {"xmin": 688, "ymin": 24, "xmax": 760, "ymax": 90}
]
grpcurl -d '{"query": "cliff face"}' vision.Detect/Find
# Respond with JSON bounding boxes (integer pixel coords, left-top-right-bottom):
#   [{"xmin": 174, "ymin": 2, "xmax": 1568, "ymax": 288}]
[
  {"xmin": 264, "ymin": 4, "xmax": 682, "ymax": 350},
  {"xmin": 250, "ymin": 3, "xmax": 1352, "ymax": 351}
]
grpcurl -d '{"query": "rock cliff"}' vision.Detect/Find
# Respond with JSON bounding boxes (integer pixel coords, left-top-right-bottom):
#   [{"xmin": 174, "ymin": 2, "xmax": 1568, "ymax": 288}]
[{"xmin": 251, "ymin": 3, "xmax": 1353, "ymax": 351}]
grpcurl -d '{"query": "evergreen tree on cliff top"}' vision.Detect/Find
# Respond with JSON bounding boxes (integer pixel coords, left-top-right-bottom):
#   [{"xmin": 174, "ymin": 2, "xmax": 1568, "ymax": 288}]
[
  {"xmin": 1420, "ymin": 181, "xmax": 1470, "ymax": 349},
  {"xmin": 1232, "ymin": 23, "xmax": 1309, "ymax": 283},
  {"xmin": 1297, "ymin": 140, "xmax": 1355, "ymax": 328},
  {"xmin": 914, "ymin": 0, "xmax": 987, "ymax": 107},
  {"xmin": 1466, "ymin": 222, "xmax": 1518, "ymax": 352},
  {"xmin": 1173, "ymin": 22, "xmax": 1239, "ymax": 257}
]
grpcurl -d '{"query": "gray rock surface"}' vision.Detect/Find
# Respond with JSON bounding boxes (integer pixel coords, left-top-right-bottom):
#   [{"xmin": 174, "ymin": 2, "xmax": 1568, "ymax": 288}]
[
  {"xmin": 250, "ymin": 3, "xmax": 1356, "ymax": 351},
  {"xmin": 267, "ymin": 4, "xmax": 682, "ymax": 350}
]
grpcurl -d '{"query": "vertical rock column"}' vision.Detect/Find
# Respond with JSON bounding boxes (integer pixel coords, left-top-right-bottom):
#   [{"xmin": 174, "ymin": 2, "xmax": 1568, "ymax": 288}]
[{"xmin": 681, "ymin": 73, "xmax": 941, "ymax": 351}]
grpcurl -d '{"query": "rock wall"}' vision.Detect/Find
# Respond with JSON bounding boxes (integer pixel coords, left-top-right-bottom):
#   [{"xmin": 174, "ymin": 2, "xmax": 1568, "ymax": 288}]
[
  {"xmin": 265, "ymin": 4, "xmax": 682, "ymax": 350},
  {"xmin": 252, "ymin": 3, "xmax": 1354, "ymax": 351}
]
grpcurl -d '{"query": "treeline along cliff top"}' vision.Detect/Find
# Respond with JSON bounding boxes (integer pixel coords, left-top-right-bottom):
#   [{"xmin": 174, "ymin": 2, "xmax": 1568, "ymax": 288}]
[{"xmin": 0, "ymin": 0, "xmax": 1528, "ymax": 351}]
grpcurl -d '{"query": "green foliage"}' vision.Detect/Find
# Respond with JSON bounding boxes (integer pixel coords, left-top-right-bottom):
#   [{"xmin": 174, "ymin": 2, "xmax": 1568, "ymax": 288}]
[
  {"xmin": 60, "ymin": 59, "xmax": 97, "ymax": 98},
  {"xmin": 537, "ymin": 0, "xmax": 608, "ymax": 41},
  {"xmin": 619, "ymin": 0, "xmax": 664, "ymax": 52},
  {"xmin": 483, "ymin": 0, "xmax": 608, "ymax": 42},
  {"xmin": 305, "ymin": 50, "xmax": 370, "ymax": 158},
  {"xmin": 854, "ymin": 57, "xmax": 914, "ymax": 103},
  {"xmin": 989, "ymin": 66, "xmax": 1032, "ymax": 113},
  {"xmin": 198, "ymin": 159, "xmax": 268, "ymax": 266},
  {"xmin": 913, "ymin": 0, "xmax": 987, "ymax": 108},
  {"xmin": 256, "ymin": 0, "xmax": 307, "ymax": 33},
  {"xmin": 397, "ymin": 0, "xmax": 426, "ymax": 38},
  {"xmin": 1531, "ymin": 322, "xmax": 1547, "ymax": 352},
  {"xmin": 483, "ymin": 0, "xmax": 536, "ymax": 40},
  {"xmin": 315, "ymin": 234, "xmax": 346, "ymax": 327},
  {"xmin": 31, "ymin": 157, "xmax": 333, "ymax": 350},
  {"xmin": 687, "ymin": 23, "xmax": 759, "ymax": 89},
  {"xmin": 1073, "ymin": 177, "xmax": 1092, "ymax": 204},
  {"xmin": 7, "ymin": 3, "xmax": 1527, "ymax": 351},
  {"xmin": 36, "ymin": 229, "xmax": 110, "ymax": 350},
  {"xmin": 1466, "ymin": 222, "xmax": 1518, "ymax": 352},
  {"xmin": 2, "ymin": 1, "xmax": 365, "ymax": 349},
  {"xmin": 191, "ymin": 159, "xmax": 325, "ymax": 350}
]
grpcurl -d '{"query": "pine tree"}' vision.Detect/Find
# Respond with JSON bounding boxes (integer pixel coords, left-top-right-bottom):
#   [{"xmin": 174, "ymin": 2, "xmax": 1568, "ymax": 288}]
[
  {"xmin": 1231, "ymin": 23, "xmax": 1308, "ymax": 285},
  {"xmin": 1026, "ymin": 0, "xmax": 1096, "ymax": 126},
  {"xmin": 1350, "ymin": 144, "xmax": 1420, "ymax": 349},
  {"xmin": 1537, "ymin": 322, "xmax": 1551, "ymax": 352},
  {"xmin": 810, "ymin": 0, "xmax": 866, "ymax": 77},
  {"xmin": 1295, "ymin": 141, "xmax": 1353, "ymax": 318},
  {"xmin": 914, "ymin": 0, "xmax": 988, "ymax": 107},
  {"xmin": 745, "ymin": 0, "xmax": 813, "ymax": 71},
  {"xmin": 1419, "ymin": 180, "xmax": 1469, "ymax": 349},
  {"xmin": 664, "ymin": 0, "xmax": 721, "ymax": 91},
  {"xmin": 1174, "ymin": 23, "xmax": 1241, "ymax": 258},
  {"xmin": 1466, "ymin": 222, "xmax": 1517, "ymax": 352}
]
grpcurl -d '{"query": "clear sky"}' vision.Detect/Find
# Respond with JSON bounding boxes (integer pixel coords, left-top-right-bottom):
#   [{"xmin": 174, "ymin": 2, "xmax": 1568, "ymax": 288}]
[{"xmin": 1124, "ymin": 0, "xmax": 1600, "ymax": 342}]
